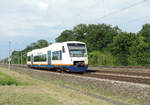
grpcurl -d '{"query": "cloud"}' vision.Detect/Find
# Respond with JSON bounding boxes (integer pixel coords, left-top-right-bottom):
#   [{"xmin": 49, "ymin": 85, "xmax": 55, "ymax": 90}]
[
  {"xmin": 0, "ymin": 0, "xmax": 150, "ymax": 57},
  {"xmin": 24, "ymin": 0, "xmax": 49, "ymax": 11}
]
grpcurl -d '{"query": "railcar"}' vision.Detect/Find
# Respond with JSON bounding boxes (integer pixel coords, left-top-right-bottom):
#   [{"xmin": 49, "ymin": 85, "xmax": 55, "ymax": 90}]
[{"xmin": 27, "ymin": 41, "xmax": 88, "ymax": 72}]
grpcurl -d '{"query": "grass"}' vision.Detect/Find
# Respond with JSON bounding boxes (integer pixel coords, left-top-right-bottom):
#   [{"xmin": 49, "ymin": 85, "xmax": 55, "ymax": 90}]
[
  {"xmin": 0, "ymin": 71, "xmax": 22, "ymax": 86},
  {"xmin": 49, "ymin": 77, "xmax": 146, "ymax": 105},
  {"xmin": 0, "ymin": 67, "xmax": 115, "ymax": 105},
  {"xmin": 0, "ymin": 67, "xmax": 147, "ymax": 105},
  {"xmin": 0, "ymin": 86, "xmax": 61, "ymax": 105}
]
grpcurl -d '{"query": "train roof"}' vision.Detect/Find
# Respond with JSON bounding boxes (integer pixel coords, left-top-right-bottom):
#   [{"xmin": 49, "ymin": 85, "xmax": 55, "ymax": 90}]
[
  {"xmin": 47, "ymin": 41, "xmax": 85, "ymax": 47},
  {"xmin": 62, "ymin": 41, "xmax": 85, "ymax": 44},
  {"xmin": 27, "ymin": 41, "xmax": 85, "ymax": 55}
]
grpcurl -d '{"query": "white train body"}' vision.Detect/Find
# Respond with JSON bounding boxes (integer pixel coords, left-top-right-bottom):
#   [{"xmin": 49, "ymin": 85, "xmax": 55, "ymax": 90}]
[{"xmin": 27, "ymin": 41, "xmax": 88, "ymax": 72}]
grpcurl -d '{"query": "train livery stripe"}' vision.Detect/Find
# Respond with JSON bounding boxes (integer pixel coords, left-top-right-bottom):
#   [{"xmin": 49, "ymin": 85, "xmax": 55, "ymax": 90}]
[
  {"xmin": 51, "ymin": 64, "xmax": 88, "ymax": 66},
  {"xmin": 31, "ymin": 64, "xmax": 88, "ymax": 66},
  {"xmin": 51, "ymin": 64, "xmax": 73, "ymax": 66},
  {"xmin": 32, "ymin": 64, "xmax": 48, "ymax": 66}
]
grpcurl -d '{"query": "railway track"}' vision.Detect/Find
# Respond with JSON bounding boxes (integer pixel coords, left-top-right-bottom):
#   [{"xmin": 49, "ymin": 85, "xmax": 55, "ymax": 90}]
[
  {"xmin": 86, "ymin": 69, "xmax": 150, "ymax": 77},
  {"xmin": 1, "ymin": 64, "xmax": 150, "ymax": 85},
  {"xmin": 82, "ymin": 73, "xmax": 150, "ymax": 85}
]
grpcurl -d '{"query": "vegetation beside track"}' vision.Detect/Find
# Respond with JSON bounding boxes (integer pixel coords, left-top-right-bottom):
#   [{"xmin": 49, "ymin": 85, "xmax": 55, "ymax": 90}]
[
  {"xmin": 0, "ymin": 71, "xmax": 23, "ymax": 86},
  {"xmin": 0, "ymin": 67, "xmax": 116, "ymax": 105},
  {"xmin": 1, "ymin": 65, "xmax": 147, "ymax": 105}
]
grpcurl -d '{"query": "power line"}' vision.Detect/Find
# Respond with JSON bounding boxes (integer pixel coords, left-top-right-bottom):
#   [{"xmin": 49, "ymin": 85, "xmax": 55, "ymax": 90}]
[
  {"xmin": 99, "ymin": 0, "xmax": 147, "ymax": 20},
  {"xmin": 124, "ymin": 15, "xmax": 150, "ymax": 24}
]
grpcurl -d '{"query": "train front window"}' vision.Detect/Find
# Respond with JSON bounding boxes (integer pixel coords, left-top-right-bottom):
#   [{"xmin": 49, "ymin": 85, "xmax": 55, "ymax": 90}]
[
  {"xmin": 67, "ymin": 43, "xmax": 86, "ymax": 57},
  {"xmin": 27, "ymin": 56, "xmax": 31, "ymax": 61}
]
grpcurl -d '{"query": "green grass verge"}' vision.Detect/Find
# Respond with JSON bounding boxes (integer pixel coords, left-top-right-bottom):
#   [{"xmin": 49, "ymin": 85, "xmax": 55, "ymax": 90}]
[
  {"xmin": 0, "ymin": 67, "xmax": 115, "ymax": 105},
  {"xmin": 0, "ymin": 92, "xmax": 60, "ymax": 105},
  {"xmin": 52, "ymin": 79, "xmax": 146, "ymax": 105},
  {"xmin": 0, "ymin": 71, "xmax": 22, "ymax": 86}
]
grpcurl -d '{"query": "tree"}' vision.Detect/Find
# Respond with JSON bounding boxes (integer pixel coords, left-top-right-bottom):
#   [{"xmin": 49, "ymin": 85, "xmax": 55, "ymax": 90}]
[
  {"xmin": 56, "ymin": 30, "xmax": 74, "ymax": 42},
  {"xmin": 56, "ymin": 24, "xmax": 121, "ymax": 52},
  {"xmin": 72, "ymin": 24, "xmax": 88, "ymax": 41},
  {"xmin": 138, "ymin": 24, "xmax": 150, "ymax": 43},
  {"xmin": 56, "ymin": 24, "xmax": 88, "ymax": 42},
  {"xmin": 37, "ymin": 40, "xmax": 49, "ymax": 48},
  {"xmin": 85, "ymin": 24, "xmax": 120, "ymax": 52},
  {"xmin": 55, "ymin": 23, "xmax": 150, "ymax": 66},
  {"xmin": 129, "ymin": 38, "xmax": 150, "ymax": 65},
  {"xmin": 11, "ymin": 39, "xmax": 49, "ymax": 64},
  {"xmin": 110, "ymin": 32, "xmax": 138, "ymax": 65}
]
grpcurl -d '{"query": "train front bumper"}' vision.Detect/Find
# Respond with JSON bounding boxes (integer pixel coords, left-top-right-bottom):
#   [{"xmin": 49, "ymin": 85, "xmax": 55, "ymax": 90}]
[{"xmin": 66, "ymin": 65, "xmax": 88, "ymax": 72}]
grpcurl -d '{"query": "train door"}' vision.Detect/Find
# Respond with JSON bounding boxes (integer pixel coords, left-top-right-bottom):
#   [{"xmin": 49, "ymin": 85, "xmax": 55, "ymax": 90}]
[
  {"xmin": 48, "ymin": 51, "xmax": 51, "ymax": 65},
  {"xmin": 31, "ymin": 54, "xmax": 33, "ymax": 65}
]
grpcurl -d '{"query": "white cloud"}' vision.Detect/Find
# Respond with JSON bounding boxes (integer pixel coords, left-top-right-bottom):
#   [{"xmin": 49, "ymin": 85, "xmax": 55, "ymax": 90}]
[
  {"xmin": 24, "ymin": 0, "xmax": 49, "ymax": 11},
  {"xmin": 38, "ymin": 2, "xmax": 49, "ymax": 10},
  {"xmin": 0, "ymin": 0, "xmax": 150, "ymax": 57}
]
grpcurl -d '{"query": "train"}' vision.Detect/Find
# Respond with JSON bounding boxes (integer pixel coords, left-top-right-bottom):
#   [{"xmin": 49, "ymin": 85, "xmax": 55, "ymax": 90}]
[{"xmin": 27, "ymin": 41, "xmax": 88, "ymax": 72}]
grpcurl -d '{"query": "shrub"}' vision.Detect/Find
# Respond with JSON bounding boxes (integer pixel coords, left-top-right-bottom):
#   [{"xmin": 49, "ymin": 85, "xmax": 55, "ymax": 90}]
[{"xmin": 88, "ymin": 51, "xmax": 114, "ymax": 66}]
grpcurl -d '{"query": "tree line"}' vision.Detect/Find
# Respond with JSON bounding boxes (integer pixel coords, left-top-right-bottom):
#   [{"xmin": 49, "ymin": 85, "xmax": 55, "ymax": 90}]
[
  {"xmin": 1, "ymin": 23, "xmax": 150, "ymax": 66},
  {"xmin": 56, "ymin": 23, "xmax": 150, "ymax": 66},
  {"xmin": 0, "ymin": 40, "xmax": 49, "ymax": 64}
]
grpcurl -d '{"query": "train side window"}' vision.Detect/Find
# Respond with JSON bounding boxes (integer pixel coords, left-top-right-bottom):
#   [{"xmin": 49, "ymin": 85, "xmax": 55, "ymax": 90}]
[
  {"xmin": 27, "ymin": 56, "xmax": 31, "ymax": 61},
  {"xmin": 34, "ymin": 54, "xmax": 47, "ymax": 62},
  {"xmin": 62, "ymin": 46, "xmax": 65, "ymax": 53},
  {"xmin": 52, "ymin": 51, "xmax": 62, "ymax": 60}
]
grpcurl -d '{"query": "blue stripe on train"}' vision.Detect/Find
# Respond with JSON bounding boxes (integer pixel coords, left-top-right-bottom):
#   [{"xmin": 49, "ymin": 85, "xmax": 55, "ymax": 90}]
[{"xmin": 31, "ymin": 64, "xmax": 88, "ymax": 72}]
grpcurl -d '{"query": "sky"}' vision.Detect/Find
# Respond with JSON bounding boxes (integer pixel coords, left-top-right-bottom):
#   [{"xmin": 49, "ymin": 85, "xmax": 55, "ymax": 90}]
[{"xmin": 0, "ymin": 0, "xmax": 150, "ymax": 58}]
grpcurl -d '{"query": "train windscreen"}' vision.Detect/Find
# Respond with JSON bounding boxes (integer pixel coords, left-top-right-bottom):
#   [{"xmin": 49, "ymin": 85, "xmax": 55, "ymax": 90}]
[{"xmin": 67, "ymin": 43, "xmax": 86, "ymax": 57}]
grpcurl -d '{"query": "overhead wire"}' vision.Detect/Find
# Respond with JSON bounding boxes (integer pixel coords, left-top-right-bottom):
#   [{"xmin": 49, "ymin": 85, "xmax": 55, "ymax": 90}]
[
  {"xmin": 124, "ymin": 15, "xmax": 150, "ymax": 24},
  {"xmin": 99, "ymin": 0, "xmax": 147, "ymax": 20}
]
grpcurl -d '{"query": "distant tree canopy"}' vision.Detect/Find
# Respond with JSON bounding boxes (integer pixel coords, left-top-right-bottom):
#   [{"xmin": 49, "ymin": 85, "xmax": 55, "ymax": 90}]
[
  {"xmin": 138, "ymin": 24, "xmax": 150, "ymax": 43},
  {"xmin": 2, "ymin": 23, "xmax": 150, "ymax": 66},
  {"xmin": 10, "ymin": 40, "xmax": 49, "ymax": 64},
  {"xmin": 109, "ymin": 32, "xmax": 144, "ymax": 65},
  {"xmin": 56, "ymin": 23, "xmax": 150, "ymax": 66},
  {"xmin": 24, "ymin": 40, "xmax": 49, "ymax": 52},
  {"xmin": 56, "ymin": 24, "xmax": 121, "ymax": 52},
  {"xmin": 56, "ymin": 30, "xmax": 74, "ymax": 42}
]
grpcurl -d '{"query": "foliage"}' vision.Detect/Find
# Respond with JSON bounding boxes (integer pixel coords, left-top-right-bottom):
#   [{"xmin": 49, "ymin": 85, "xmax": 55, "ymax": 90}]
[
  {"xmin": 24, "ymin": 40, "xmax": 49, "ymax": 52},
  {"xmin": 56, "ymin": 23, "xmax": 150, "ymax": 66},
  {"xmin": 88, "ymin": 51, "xmax": 114, "ymax": 66},
  {"xmin": 85, "ymin": 24, "xmax": 121, "ymax": 52},
  {"xmin": 56, "ymin": 24, "xmax": 121, "ymax": 52},
  {"xmin": 129, "ymin": 41, "xmax": 150, "ymax": 65},
  {"xmin": 56, "ymin": 24, "xmax": 88, "ymax": 42},
  {"xmin": 56, "ymin": 30, "xmax": 74, "ymax": 42},
  {"xmin": 0, "ymin": 71, "xmax": 22, "ymax": 85},
  {"xmin": 138, "ymin": 24, "xmax": 150, "ymax": 43},
  {"xmin": 109, "ymin": 32, "xmax": 137, "ymax": 65},
  {"xmin": 11, "ymin": 40, "xmax": 49, "ymax": 64}
]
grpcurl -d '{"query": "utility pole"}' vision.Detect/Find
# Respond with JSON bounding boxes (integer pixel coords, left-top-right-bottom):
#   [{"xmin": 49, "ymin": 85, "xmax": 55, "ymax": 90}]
[
  {"xmin": 21, "ymin": 51, "xmax": 22, "ymax": 65},
  {"xmin": 8, "ymin": 41, "xmax": 11, "ymax": 70},
  {"xmin": 3, "ymin": 57, "xmax": 4, "ymax": 64},
  {"xmin": 18, "ymin": 55, "xmax": 20, "ymax": 64}
]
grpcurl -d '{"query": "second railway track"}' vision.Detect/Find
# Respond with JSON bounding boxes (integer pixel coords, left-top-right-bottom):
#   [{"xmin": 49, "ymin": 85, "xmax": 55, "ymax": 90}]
[{"xmin": 1, "ymin": 64, "xmax": 150, "ymax": 85}]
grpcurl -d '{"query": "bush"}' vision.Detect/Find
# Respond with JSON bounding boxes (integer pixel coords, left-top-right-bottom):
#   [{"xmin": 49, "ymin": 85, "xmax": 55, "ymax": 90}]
[{"xmin": 88, "ymin": 51, "xmax": 115, "ymax": 66}]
